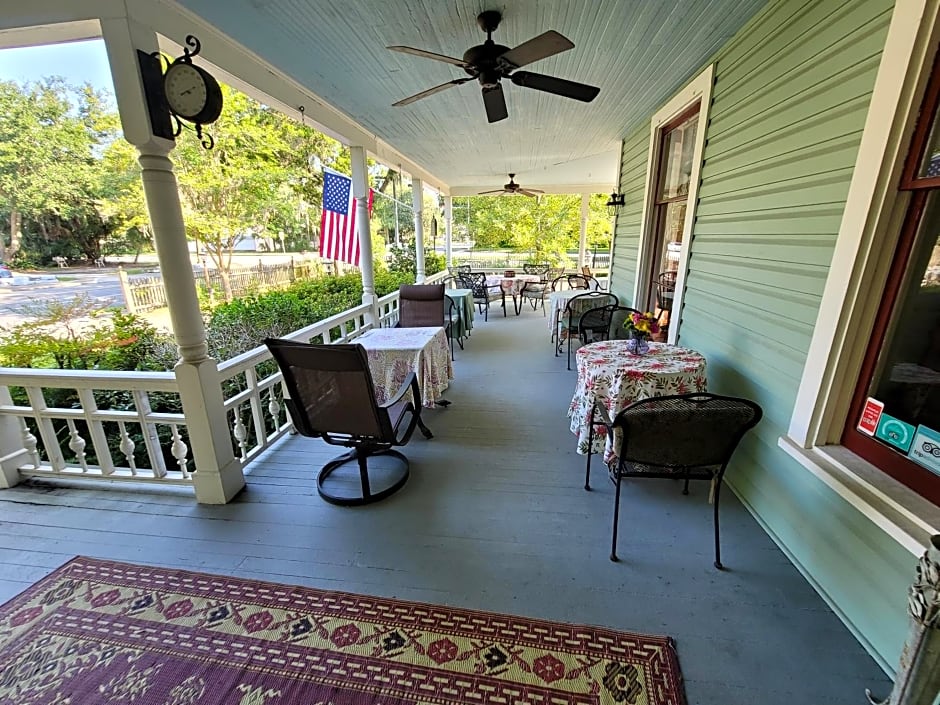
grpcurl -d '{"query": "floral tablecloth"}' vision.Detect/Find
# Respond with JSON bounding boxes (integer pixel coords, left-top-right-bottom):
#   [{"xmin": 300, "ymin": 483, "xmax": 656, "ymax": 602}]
[
  {"xmin": 548, "ymin": 290, "xmax": 599, "ymax": 339},
  {"xmin": 357, "ymin": 326, "xmax": 454, "ymax": 407},
  {"xmin": 485, "ymin": 274, "xmax": 542, "ymax": 297},
  {"xmin": 568, "ymin": 340, "xmax": 707, "ymax": 462}
]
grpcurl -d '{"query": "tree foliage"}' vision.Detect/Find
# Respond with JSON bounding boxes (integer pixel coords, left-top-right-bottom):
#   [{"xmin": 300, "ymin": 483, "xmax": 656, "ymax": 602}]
[{"xmin": 0, "ymin": 79, "xmax": 120, "ymax": 264}]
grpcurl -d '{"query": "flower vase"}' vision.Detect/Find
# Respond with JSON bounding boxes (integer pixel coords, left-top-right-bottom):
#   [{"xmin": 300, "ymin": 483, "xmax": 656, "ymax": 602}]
[{"xmin": 626, "ymin": 333, "xmax": 650, "ymax": 355}]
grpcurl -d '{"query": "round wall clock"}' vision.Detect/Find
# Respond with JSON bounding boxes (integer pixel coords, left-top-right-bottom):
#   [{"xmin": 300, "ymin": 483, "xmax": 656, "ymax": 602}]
[
  {"xmin": 164, "ymin": 61, "xmax": 223, "ymax": 124},
  {"xmin": 159, "ymin": 35, "xmax": 223, "ymax": 149}
]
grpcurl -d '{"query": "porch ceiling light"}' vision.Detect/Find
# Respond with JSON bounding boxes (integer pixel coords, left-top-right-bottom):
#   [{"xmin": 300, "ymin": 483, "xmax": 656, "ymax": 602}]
[{"xmin": 605, "ymin": 192, "xmax": 625, "ymax": 216}]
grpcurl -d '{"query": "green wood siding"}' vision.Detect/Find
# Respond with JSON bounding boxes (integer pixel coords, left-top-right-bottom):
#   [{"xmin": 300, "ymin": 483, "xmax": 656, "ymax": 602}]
[
  {"xmin": 610, "ymin": 0, "xmax": 911, "ymax": 671},
  {"xmin": 609, "ymin": 126, "xmax": 651, "ymax": 306}
]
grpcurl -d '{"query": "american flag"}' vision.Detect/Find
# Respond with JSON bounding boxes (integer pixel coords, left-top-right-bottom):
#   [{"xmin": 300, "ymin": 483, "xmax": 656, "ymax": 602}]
[{"xmin": 319, "ymin": 168, "xmax": 373, "ymax": 267}]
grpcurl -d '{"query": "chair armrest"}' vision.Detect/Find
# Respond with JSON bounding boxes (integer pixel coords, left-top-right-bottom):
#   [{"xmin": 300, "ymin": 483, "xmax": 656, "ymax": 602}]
[{"xmin": 383, "ymin": 370, "xmax": 422, "ymax": 409}]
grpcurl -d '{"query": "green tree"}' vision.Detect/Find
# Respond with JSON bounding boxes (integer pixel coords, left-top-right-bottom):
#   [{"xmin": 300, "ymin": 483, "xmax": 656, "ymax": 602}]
[
  {"xmin": 0, "ymin": 79, "xmax": 118, "ymax": 262},
  {"xmin": 172, "ymin": 85, "xmax": 346, "ymax": 298}
]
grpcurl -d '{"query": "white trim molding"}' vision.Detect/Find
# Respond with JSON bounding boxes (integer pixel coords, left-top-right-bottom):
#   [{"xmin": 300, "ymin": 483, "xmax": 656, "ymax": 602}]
[
  {"xmin": 781, "ymin": 0, "xmax": 940, "ymax": 552},
  {"xmin": 631, "ymin": 65, "xmax": 715, "ymax": 344}
]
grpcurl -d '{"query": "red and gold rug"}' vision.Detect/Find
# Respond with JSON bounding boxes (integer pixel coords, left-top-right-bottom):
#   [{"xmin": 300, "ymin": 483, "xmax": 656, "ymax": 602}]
[{"xmin": 0, "ymin": 557, "xmax": 686, "ymax": 705}]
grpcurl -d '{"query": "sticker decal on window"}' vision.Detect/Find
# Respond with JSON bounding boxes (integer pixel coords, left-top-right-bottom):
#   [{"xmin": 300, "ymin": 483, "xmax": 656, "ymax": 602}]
[
  {"xmin": 907, "ymin": 425, "xmax": 940, "ymax": 476},
  {"xmin": 858, "ymin": 397, "xmax": 884, "ymax": 436},
  {"xmin": 874, "ymin": 414, "xmax": 915, "ymax": 452}
]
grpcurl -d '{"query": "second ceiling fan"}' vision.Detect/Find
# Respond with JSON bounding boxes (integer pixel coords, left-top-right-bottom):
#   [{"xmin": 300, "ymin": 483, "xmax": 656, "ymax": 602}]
[
  {"xmin": 388, "ymin": 10, "xmax": 600, "ymax": 123},
  {"xmin": 479, "ymin": 174, "xmax": 543, "ymax": 198}
]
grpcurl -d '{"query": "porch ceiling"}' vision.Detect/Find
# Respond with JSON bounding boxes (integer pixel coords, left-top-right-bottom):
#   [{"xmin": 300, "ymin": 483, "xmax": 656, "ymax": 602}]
[{"xmin": 172, "ymin": 0, "xmax": 768, "ymax": 194}]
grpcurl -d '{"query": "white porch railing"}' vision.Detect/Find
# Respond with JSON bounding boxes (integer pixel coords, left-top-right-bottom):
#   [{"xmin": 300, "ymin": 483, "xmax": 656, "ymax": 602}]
[
  {"xmin": 0, "ymin": 272, "xmax": 454, "ymax": 496},
  {"xmin": 217, "ymin": 301, "xmax": 378, "ymax": 464},
  {"xmin": 0, "ymin": 369, "xmax": 191, "ymax": 486}
]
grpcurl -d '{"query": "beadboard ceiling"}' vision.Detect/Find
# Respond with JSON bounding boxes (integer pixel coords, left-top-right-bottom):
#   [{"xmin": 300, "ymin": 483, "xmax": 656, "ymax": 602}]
[{"xmin": 174, "ymin": 0, "xmax": 767, "ymax": 194}]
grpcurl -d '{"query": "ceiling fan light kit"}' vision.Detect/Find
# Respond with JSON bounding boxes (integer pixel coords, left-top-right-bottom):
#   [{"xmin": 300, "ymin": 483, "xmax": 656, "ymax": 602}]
[{"xmin": 388, "ymin": 10, "xmax": 600, "ymax": 123}]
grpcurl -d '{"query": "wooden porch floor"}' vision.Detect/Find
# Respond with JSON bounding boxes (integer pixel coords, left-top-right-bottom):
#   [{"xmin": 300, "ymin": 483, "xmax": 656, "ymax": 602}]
[{"xmin": 0, "ymin": 308, "xmax": 890, "ymax": 704}]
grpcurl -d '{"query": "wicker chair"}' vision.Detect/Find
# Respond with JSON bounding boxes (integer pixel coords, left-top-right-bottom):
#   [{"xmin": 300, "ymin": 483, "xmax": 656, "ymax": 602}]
[
  {"xmin": 586, "ymin": 393, "xmax": 762, "ymax": 568},
  {"xmin": 560, "ymin": 292, "xmax": 618, "ymax": 369},
  {"xmin": 264, "ymin": 339, "xmax": 433, "ymax": 506},
  {"xmin": 398, "ymin": 284, "xmax": 455, "ymax": 360},
  {"xmin": 459, "ymin": 272, "xmax": 505, "ymax": 320}
]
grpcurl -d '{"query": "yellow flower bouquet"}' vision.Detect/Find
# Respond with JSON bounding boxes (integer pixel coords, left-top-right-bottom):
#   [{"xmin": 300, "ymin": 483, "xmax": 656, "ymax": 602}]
[{"xmin": 624, "ymin": 311, "xmax": 660, "ymax": 354}]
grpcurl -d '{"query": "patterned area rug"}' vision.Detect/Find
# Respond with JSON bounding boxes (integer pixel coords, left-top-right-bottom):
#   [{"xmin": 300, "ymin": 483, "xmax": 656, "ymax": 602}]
[{"xmin": 0, "ymin": 557, "xmax": 686, "ymax": 705}]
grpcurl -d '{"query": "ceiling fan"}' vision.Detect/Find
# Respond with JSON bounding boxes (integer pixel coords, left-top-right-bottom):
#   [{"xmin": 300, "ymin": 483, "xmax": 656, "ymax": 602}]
[
  {"xmin": 478, "ymin": 174, "xmax": 544, "ymax": 198},
  {"xmin": 388, "ymin": 10, "xmax": 600, "ymax": 123}
]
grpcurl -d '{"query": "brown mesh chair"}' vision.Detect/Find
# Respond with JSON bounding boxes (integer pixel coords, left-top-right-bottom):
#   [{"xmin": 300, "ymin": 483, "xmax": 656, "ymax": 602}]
[
  {"xmin": 398, "ymin": 284, "xmax": 445, "ymax": 327},
  {"xmin": 586, "ymin": 393, "xmax": 762, "ymax": 568},
  {"xmin": 398, "ymin": 284, "xmax": 455, "ymax": 360},
  {"xmin": 265, "ymin": 339, "xmax": 433, "ymax": 506}
]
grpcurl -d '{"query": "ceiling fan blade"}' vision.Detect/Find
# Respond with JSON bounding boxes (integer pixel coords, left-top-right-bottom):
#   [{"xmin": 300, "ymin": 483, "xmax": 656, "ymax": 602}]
[
  {"xmin": 478, "ymin": 188, "xmax": 507, "ymax": 195},
  {"xmin": 518, "ymin": 189, "xmax": 540, "ymax": 198},
  {"xmin": 520, "ymin": 186, "xmax": 544, "ymax": 194},
  {"xmin": 393, "ymin": 77, "xmax": 473, "ymax": 107},
  {"xmin": 387, "ymin": 45, "xmax": 469, "ymax": 68},
  {"xmin": 482, "ymin": 84, "xmax": 508, "ymax": 123},
  {"xmin": 497, "ymin": 30, "xmax": 574, "ymax": 70},
  {"xmin": 510, "ymin": 71, "xmax": 600, "ymax": 102}
]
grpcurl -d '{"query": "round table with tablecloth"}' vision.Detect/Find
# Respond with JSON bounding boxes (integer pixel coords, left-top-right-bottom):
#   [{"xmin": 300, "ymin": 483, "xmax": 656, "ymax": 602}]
[{"xmin": 568, "ymin": 340, "xmax": 707, "ymax": 461}]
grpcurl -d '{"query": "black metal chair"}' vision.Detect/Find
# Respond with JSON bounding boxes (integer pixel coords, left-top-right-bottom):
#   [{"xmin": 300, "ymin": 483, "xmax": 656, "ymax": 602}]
[
  {"xmin": 560, "ymin": 292, "xmax": 618, "ymax": 369},
  {"xmin": 459, "ymin": 272, "xmax": 505, "ymax": 320},
  {"xmin": 518, "ymin": 264, "xmax": 552, "ymax": 314},
  {"xmin": 655, "ymin": 271, "xmax": 677, "ymax": 328},
  {"xmin": 567, "ymin": 274, "xmax": 591, "ymax": 290},
  {"xmin": 609, "ymin": 305, "xmax": 641, "ymax": 340},
  {"xmin": 586, "ymin": 393, "xmax": 762, "ymax": 568},
  {"xmin": 578, "ymin": 304, "xmax": 639, "ymax": 346},
  {"xmin": 264, "ymin": 339, "xmax": 433, "ymax": 506},
  {"xmin": 450, "ymin": 264, "xmax": 472, "ymax": 277},
  {"xmin": 398, "ymin": 284, "xmax": 455, "ymax": 360}
]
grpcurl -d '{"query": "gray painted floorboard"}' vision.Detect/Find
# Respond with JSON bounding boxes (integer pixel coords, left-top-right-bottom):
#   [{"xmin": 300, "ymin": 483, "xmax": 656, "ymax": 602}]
[{"xmin": 0, "ymin": 305, "xmax": 892, "ymax": 704}]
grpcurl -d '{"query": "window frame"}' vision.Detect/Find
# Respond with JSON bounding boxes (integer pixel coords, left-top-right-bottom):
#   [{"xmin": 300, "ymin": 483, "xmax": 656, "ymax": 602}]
[
  {"xmin": 780, "ymin": 0, "xmax": 940, "ymax": 553},
  {"xmin": 632, "ymin": 65, "xmax": 714, "ymax": 344}
]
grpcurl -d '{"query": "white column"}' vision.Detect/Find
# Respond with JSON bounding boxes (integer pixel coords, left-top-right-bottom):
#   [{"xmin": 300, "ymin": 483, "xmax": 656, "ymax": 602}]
[
  {"xmin": 444, "ymin": 196, "xmax": 453, "ymax": 267},
  {"xmin": 578, "ymin": 193, "xmax": 590, "ymax": 269},
  {"xmin": 0, "ymin": 386, "xmax": 26, "ymax": 488},
  {"xmin": 350, "ymin": 146, "xmax": 378, "ymax": 324},
  {"xmin": 412, "ymin": 177, "xmax": 426, "ymax": 282},
  {"xmin": 102, "ymin": 18, "xmax": 243, "ymax": 504}
]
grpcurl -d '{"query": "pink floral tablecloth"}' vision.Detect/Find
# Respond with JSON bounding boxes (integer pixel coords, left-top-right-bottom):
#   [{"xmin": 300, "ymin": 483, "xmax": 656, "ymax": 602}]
[
  {"xmin": 357, "ymin": 326, "xmax": 454, "ymax": 407},
  {"xmin": 568, "ymin": 340, "xmax": 707, "ymax": 461}
]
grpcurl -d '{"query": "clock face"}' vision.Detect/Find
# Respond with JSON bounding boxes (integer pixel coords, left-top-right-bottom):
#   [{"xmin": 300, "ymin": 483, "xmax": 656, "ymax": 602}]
[{"xmin": 164, "ymin": 63, "xmax": 210, "ymax": 120}]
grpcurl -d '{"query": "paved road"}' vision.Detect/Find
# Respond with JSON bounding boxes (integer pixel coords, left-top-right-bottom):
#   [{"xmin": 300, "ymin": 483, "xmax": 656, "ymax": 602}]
[{"xmin": 0, "ymin": 270, "xmax": 125, "ymax": 328}]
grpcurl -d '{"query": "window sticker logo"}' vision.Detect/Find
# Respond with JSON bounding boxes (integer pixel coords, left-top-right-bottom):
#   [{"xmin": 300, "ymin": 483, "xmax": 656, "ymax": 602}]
[
  {"xmin": 907, "ymin": 424, "xmax": 940, "ymax": 477},
  {"xmin": 874, "ymin": 414, "xmax": 915, "ymax": 453}
]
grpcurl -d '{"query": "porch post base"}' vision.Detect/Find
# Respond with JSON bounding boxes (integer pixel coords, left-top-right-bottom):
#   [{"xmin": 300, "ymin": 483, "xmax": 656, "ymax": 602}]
[
  {"xmin": 174, "ymin": 359, "xmax": 245, "ymax": 504},
  {"xmin": 0, "ymin": 452, "xmax": 25, "ymax": 489},
  {"xmin": 192, "ymin": 456, "xmax": 245, "ymax": 504}
]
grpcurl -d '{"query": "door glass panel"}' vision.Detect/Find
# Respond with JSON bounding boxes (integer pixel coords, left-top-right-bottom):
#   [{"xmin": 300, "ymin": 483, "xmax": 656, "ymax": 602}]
[
  {"xmin": 657, "ymin": 201, "xmax": 686, "ymax": 274},
  {"xmin": 657, "ymin": 115, "xmax": 699, "ymax": 200},
  {"xmin": 918, "ymin": 106, "xmax": 940, "ymax": 178},
  {"xmin": 864, "ymin": 191, "xmax": 940, "ymax": 452}
]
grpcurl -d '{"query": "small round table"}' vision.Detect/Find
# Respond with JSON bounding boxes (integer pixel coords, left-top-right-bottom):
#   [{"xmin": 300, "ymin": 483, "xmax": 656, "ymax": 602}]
[{"xmin": 568, "ymin": 340, "xmax": 707, "ymax": 462}]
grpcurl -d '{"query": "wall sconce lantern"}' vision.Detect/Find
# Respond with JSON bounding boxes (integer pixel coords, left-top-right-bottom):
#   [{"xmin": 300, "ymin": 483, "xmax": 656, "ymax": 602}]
[{"xmin": 605, "ymin": 191, "xmax": 625, "ymax": 216}]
